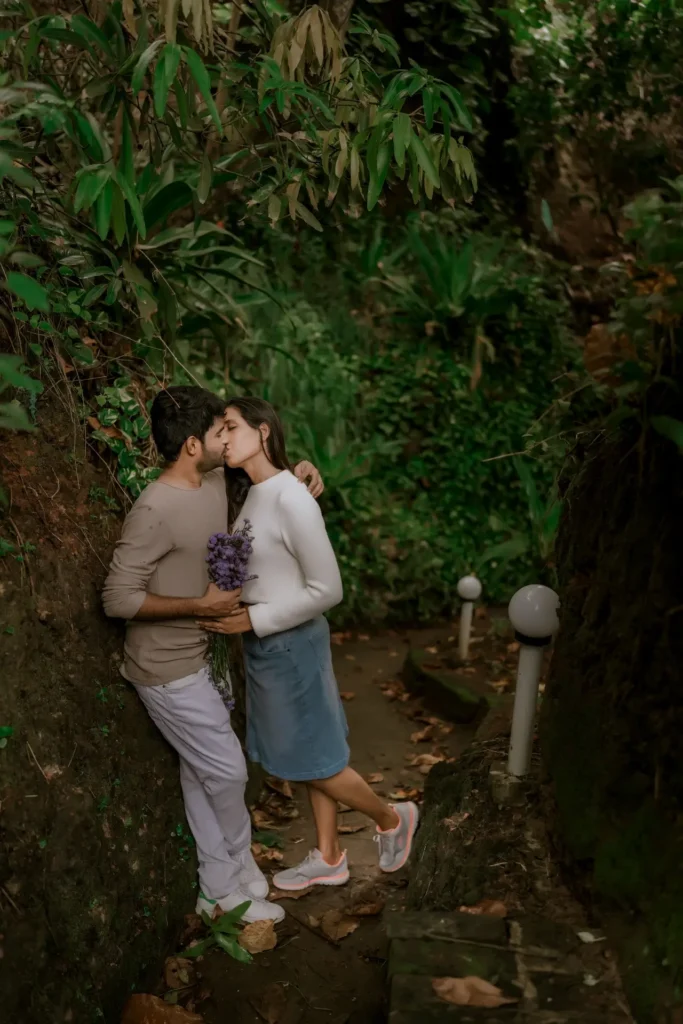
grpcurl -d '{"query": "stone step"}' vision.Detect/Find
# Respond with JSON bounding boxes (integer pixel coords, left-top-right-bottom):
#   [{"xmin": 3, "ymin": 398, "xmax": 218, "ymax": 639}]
[
  {"xmin": 385, "ymin": 910, "xmax": 620, "ymax": 1023},
  {"xmin": 401, "ymin": 647, "xmax": 494, "ymax": 724}
]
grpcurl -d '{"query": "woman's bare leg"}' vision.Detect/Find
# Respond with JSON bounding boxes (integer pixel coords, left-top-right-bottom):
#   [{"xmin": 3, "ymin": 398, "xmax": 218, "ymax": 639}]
[
  {"xmin": 309, "ymin": 766, "xmax": 400, "ymax": 836},
  {"xmin": 307, "ymin": 785, "xmax": 342, "ymax": 864}
]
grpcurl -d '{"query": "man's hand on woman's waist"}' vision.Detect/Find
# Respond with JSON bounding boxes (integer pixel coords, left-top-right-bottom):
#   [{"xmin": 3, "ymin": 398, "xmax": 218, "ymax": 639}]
[{"xmin": 133, "ymin": 583, "xmax": 241, "ymax": 621}]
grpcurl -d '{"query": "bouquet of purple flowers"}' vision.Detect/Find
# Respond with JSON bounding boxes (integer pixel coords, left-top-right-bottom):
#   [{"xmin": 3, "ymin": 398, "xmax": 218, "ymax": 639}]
[{"xmin": 205, "ymin": 520, "xmax": 257, "ymax": 710}]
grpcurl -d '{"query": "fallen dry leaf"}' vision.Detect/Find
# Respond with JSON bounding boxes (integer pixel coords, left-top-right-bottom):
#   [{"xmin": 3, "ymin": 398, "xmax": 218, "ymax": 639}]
[
  {"xmin": 340, "ymin": 691, "xmax": 356, "ymax": 701},
  {"xmin": 251, "ymin": 808, "xmax": 279, "ymax": 828},
  {"xmin": 320, "ymin": 909, "xmax": 360, "ymax": 941},
  {"xmin": 265, "ymin": 801, "xmax": 299, "ymax": 822},
  {"xmin": 389, "ymin": 787, "xmax": 422, "ymax": 802},
  {"xmin": 338, "ymin": 823, "xmax": 367, "ymax": 834},
  {"xmin": 358, "ymin": 634, "xmax": 370, "ymax": 641},
  {"xmin": 252, "ymin": 982, "xmax": 288, "ymax": 1024},
  {"xmin": 121, "ymin": 994, "xmax": 204, "ymax": 1024},
  {"xmin": 489, "ymin": 679, "xmax": 510, "ymax": 692},
  {"xmin": 346, "ymin": 898, "xmax": 385, "ymax": 917},
  {"xmin": 410, "ymin": 726, "xmax": 434, "ymax": 743},
  {"xmin": 164, "ymin": 956, "xmax": 196, "ymax": 990},
  {"xmin": 417, "ymin": 715, "xmax": 443, "ymax": 726},
  {"xmin": 265, "ymin": 777, "xmax": 293, "ymax": 799},
  {"xmin": 507, "ymin": 641, "xmax": 520, "ymax": 655},
  {"xmin": 269, "ymin": 886, "xmax": 312, "ymax": 901},
  {"xmin": 345, "ymin": 654, "xmax": 356, "ymax": 661},
  {"xmin": 425, "ymin": 645, "xmax": 439, "ymax": 654},
  {"xmin": 238, "ymin": 919, "xmax": 278, "ymax": 954},
  {"xmin": 459, "ymin": 899, "xmax": 508, "ymax": 918},
  {"xmin": 331, "ymin": 631, "xmax": 352, "ymax": 645},
  {"xmin": 181, "ymin": 914, "xmax": 205, "ymax": 945},
  {"xmin": 251, "ymin": 842, "xmax": 284, "ymax": 863},
  {"xmin": 442, "ymin": 812, "xmax": 471, "ymax": 831},
  {"xmin": 366, "ymin": 772, "xmax": 384, "ymax": 784},
  {"xmin": 432, "ymin": 976, "xmax": 517, "ymax": 1008},
  {"xmin": 439, "ymin": 723, "xmax": 454, "ymax": 735},
  {"xmin": 406, "ymin": 753, "xmax": 444, "ymax": 767}
]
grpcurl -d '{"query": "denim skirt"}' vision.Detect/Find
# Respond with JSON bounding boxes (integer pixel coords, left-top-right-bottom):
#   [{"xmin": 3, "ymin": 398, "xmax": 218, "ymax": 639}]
[{"xmin": 242, "ymin": 615, "xmax": 350, "ymax": 782}]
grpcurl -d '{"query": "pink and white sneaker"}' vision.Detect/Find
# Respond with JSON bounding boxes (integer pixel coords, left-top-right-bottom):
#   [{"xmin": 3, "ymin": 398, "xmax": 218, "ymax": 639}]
[
  {"xmin": 272, "ymin": 849, "xmax": 350, "ymax": 891},
  {"xmin": 374, "ymin": 801, "xmax": 419, "ymax": 872}
]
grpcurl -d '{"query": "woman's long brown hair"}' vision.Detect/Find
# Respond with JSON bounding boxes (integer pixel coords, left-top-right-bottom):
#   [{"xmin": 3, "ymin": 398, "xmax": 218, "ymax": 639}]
[{"xmin": 224, "ymin": 396, "xmax": 291, "ymax": 528}]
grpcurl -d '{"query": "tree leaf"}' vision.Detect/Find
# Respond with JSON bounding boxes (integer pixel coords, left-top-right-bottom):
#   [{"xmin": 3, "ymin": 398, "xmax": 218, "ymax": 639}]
[
  {"xmin": 541, "ymin": 198, "xmax": 554, "ymax": 234},
  {"xmin": 197, "ymin": 151, "xmax": 212, "ymax": 204},
  {"xmin": 131, "ymin": 39, "xmax": 165, "ymax": 94},
  {"xmin": 0, "ymin": 402, "xmax": 34, "ymax": 430},
  {"xmin": 144, "ymin": 181, "xmax": 194, "ymax": 231},
  {"xmin": 215, "ymin": 932, "xmax": 253, "ymax": 963},
  {"xmin": 5, "ymin": 272, "xmax": 49, "ymax": 312},
  {"xmin": 651, "ymin": 415, "xmax": 683, "ymax": 452},
  {"xmin": 295, "ymin": 202, "xmax": 322, "ymax": 232},
  {"xmin": 115, "ymin": 171, "xmax": 147, "ymax": 239},
  {"xmin": 309, "ymin": 8, "xmax": 325, "ymax": 66},
  {"xmin": 422, "ymin": 87, "xmax": 436, "ymax": 130},
  {"xmin": 442, "ymin": 85, "xmax": 473, "ymax": 131},
  {"xmin": 111, "ymin": 182, "xmax": 127, "ymax": 245},
  {"xmin": 393, "ymin": 112, "xmax": 411, "ymax": 167},
  {"xmin": 154, "ymin": 42, "xmax": 182, "ymax": 118},
  {"xmin": 410, "ymin": 133, "xmax": 440, "ymax": 189},
  {"xmin": 74, "ymin": 168, "xmax": 109, "ymax": 213},
  {"xmin": 367, "ymin": 141, "xmax": 391, "ymax": 211},
  {"xmin": 183, "ymin": 47, "xmax": 221, "ymax": 133}
]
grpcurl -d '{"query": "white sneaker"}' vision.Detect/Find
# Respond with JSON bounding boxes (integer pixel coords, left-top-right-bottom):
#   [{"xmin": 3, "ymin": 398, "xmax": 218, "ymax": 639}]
[
  {"xmin": 374, "ymin": 801, "xmax": 419, "ymax": 872},
  {"xmin": 273, "ymin": 849, "xmax": 350, "ymax": 891},
  {"xmin": 196, "ymin": 886, "xmax": 285, "ymax": 923},
  {"xmin": 237, "ymin": 848, "xmax": 269, "ymax": 899}
]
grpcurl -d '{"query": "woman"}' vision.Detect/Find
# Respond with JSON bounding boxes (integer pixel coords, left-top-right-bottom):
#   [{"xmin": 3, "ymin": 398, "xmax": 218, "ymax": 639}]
[{"xmin": 200, "ymin": 397, "xmax": 419, "ymax": 890}]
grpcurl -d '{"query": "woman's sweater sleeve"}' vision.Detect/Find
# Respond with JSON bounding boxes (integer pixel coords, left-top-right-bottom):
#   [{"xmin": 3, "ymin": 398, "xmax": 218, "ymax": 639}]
[{"xmin": 247, "ymin": 486, "xmax": 343, "ymax": 637}]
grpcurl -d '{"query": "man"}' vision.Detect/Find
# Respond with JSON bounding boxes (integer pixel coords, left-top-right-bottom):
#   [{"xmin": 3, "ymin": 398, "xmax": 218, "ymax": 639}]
[{"xmin": 102, "ymin": 386, "xmax": 324, "ymax": 923}]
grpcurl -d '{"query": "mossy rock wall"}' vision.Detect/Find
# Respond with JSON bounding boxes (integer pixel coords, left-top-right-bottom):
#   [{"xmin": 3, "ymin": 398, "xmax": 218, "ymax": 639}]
[
  {"xmin": 0, "ymin": 413, "xmax": 247, "ymax": 1024},
  {"xmin": 540, "ymin": 432, "xmax": 683, "ymax": 1023}
]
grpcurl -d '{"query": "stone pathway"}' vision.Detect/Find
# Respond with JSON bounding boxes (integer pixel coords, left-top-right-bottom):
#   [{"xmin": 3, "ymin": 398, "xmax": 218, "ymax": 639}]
[{"xmin": 143, "ymin": 617, "xmax": 633, "ymax": 1024}]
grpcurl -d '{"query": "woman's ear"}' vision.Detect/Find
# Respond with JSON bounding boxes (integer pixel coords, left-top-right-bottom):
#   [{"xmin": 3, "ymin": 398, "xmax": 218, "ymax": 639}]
[{"xmin": 259, "ymin": 422, "xmax": 271, "ymax": 444}]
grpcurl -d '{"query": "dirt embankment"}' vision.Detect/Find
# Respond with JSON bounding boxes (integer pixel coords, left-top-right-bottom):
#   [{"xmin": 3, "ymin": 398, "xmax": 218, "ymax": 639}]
[
  {"xmin": 0, "ymin": 406, "xmax": 195, "ymax": 1024},
  {"xmin": 541, "ymin": 429, "xmax": 683, "ymax": 1024}
]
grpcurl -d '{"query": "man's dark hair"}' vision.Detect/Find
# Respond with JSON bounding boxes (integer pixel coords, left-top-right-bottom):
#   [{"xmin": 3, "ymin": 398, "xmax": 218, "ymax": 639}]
[{"xmin": 151, "ymin": 386, "xmax": 226, "ymax": 462}]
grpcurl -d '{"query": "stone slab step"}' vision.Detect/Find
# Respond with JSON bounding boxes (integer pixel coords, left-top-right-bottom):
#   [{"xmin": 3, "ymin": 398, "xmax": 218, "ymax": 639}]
[{"xmin": 385, "ymin": 910, "xmax": 617, "ymax": 1023}]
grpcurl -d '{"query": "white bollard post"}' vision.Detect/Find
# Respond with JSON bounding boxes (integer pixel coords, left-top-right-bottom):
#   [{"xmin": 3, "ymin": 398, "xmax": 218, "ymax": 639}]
[
  {"xmin": 507, "ymin": 584, "xmax": 559, "ymax": 777},
  {"xmin": 457, "ymin": 575, "xmax": 482, "ymax": 662}
]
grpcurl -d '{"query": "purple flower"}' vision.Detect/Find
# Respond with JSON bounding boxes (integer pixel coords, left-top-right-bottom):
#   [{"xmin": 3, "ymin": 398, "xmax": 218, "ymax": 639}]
[{"xmin": 206, "ymin": 519, "xmax": 257, "ymax": 591}]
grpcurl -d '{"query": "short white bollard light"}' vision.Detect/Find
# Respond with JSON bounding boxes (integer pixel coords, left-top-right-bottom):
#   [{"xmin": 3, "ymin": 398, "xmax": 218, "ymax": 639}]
[
  {"xmin": 457, "ymin": 574, "xmax": 482, "ymax": 661},
  {"xmin": 507, "ymin": 584, "xmax": 560, "ymax": 777}
]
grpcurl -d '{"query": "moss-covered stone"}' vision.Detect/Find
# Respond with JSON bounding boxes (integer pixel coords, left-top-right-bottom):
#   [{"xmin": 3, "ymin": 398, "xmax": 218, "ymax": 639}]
[{"xmin": 402, "ymin": 647, "xmax": 492, "ymax": 724}]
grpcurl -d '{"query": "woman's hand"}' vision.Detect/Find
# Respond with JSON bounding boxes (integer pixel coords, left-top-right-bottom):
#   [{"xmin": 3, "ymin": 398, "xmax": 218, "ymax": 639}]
[
  {"xmin": 294, "ymin": 460, "xmax": 324, "ymax": 499},
  {"xmin": 198, "ymin": 607, "xmax": 253, "ymax": 635}
]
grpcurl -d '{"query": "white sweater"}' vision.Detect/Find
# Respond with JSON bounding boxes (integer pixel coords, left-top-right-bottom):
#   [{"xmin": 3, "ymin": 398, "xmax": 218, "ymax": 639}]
[{"xmin": 235, "ymin": 470, "xmax": 343, "ymax": 637}]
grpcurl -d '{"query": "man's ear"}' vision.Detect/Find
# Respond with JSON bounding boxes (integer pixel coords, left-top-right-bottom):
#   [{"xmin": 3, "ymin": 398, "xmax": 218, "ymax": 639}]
[{"xmin": 185, "ymin": 435, "xmax": 201, "ymax": 458}]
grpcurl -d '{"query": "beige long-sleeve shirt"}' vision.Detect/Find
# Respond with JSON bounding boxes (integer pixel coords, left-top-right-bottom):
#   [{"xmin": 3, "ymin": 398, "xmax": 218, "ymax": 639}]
[{"xmin": 102, "ymin": 468, "xmax": 227, "ymax": 686}]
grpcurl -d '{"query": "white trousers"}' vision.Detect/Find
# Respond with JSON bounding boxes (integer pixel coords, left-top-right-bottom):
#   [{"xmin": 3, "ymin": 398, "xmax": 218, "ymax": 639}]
[{"xmin": 135, "ymin": 666, "xmax": 251, "ymax": 900}]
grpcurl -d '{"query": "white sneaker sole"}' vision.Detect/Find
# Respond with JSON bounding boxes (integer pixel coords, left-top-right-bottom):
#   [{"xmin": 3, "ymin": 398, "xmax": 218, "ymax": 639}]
[
  {"xmin": 196, "ymin": 893, "xmax": 283, "ymax": 922},
  {"xmin": 273, "ymin": 867, "xmax": 350, "ymax": 891}
]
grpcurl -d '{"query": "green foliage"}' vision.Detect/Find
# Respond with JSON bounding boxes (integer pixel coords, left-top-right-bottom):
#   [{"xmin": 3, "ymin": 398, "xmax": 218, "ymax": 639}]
[
  {"xmin": 209, "ymin": 209, "xmax": 576, "ymax": 621},
  {"xmin": 182, "ymin": 903, "xmax": 253, "ymax": 964}
]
